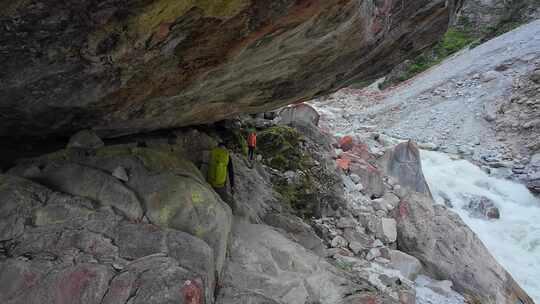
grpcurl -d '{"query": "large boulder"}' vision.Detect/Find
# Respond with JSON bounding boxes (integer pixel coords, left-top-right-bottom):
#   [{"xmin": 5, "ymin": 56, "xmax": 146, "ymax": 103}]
[
  {"xmin": 395, "ymin": 192, "xmax": 534, "ymax": 304},
  {"xmin": 381, "ymin": 141, "xmax": 432, "ymax": 196},
  {"xmin": 0, "ymin": 175, "xmax": 216, "ymax": 304},
  {"xmin": 230, "ymin": 154, "xmax": 281, "ymax": 223},
  {"xmin": 388, "ymin": 250, "xmax": 423, "ymax": 281},
  {"xmin": 0, "ymin": 0, "xmax": 462, "ymax": 138},
  {"xmin": 264, "ymin": 213, "xmax": 325, "ymax": 256},
  {"xmin": 8, "ymin": 145, "xmax": 233, "ymax": 275},
  {"xmin": 66, "ymin": 130, "xmax": 105, "ymax": 150},
  {"xmin": 216, "ymin": 222, "xmax": 396, "ymax": 304},
  {"xmin": 278, "ymin": 103, "xmax": 320, "ymax": 127},
  {"xmin": 462, "ymin": 195, "xmax": 501, "ymax": 220}
]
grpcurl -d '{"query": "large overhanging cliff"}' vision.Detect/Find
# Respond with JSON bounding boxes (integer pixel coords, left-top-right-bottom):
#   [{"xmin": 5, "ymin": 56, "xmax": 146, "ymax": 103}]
[{"xmin": 0, "ymin": 0, "xmax": 461, "ymax": 138}]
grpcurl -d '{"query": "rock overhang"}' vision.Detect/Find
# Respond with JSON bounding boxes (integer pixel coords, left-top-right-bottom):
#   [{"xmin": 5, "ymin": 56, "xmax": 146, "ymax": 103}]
[{"xmin": 0, "ymin": 0, "xmax": 463, "ymax": 138}]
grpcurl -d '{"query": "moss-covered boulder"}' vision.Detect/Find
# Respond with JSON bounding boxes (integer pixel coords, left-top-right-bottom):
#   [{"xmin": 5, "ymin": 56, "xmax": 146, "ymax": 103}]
[
  {"xmin": 258, "ymin": 126, "xmax": 305, "ymax": 172},
  {"xmin": 9, "ymin": 145, "xmax": 233, "ymax": 275}
]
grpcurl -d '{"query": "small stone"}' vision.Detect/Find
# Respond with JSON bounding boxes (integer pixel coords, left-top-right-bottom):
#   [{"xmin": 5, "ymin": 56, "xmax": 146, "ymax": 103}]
[
  {"xmin": 375, "ymin": 210, "xmax": 387, "ymax": 217},
  {"xmin": 463, "ymin": 195, "xmax": 500, "ymax": 220},
  {"xmin": 426, "ymin": 280, "xmax": 455, "ymax": 297},
  {"xmin": 399, "ymin": 290, "xmax": 416, "ymax": 304},
  {"xmin": 366, "ymin": 247, "xmax": 381, "ymax": 261},
  {"xmin": 337, "ymin": 217, "xmax": 357, "ymax": 229},
  {"xmin": 389, "ymin": 250, "xmax": 422, "ymax": 280},
  {"xmin": 530, "ymin": 153, "xmax": 540, "ymax": 167},
  {"xmin": 112, "ymin": 263, "xmax": 124, "ymax": 271},
  {"xmin": 112, "ymin": 166, "xmax": 129, "ymax": 182},
  {"xmin": 371, "ymin": 239, "xmax": 384, "ymax": 248},
  {"xmin": 530, "ymin": 69, "xmax": 540, "ymax": 84},
  {"xmin": 376, "ymin": 218, "xmax": 397, "ymax": 243},
  {"xmin": 339, "ymin": 136, "xmax": 354, "ymax": 151},
  {"xmin": 67, "ymin": 130, "xmax": 104, "ymax": 149},
  {"xmin": 22, "ymin": 166, "xmax": 41, "ymax": 178},
  {"xmin": 480, "ymin": 70, "xmax": 500, "ymax": 83},
  {"xmin": 350, "ymin": 173, "xmax": 362, "ymax": 184},
  {"xmin": 331, "ymin": 236, "xmax": 348, "ymax": 248}
]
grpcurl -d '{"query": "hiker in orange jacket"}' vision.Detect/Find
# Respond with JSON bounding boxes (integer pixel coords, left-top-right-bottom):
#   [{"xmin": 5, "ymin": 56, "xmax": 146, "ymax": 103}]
[{"xmin": 247, "ymin": 130, "xmax": 257, "ymax": 161}]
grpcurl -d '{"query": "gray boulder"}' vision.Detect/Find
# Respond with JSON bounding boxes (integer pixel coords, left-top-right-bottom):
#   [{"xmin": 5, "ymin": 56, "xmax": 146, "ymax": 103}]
[
  {"xmin": 67, "ymin": 130, "xmax": 104, "ymax": 149},
  {"xmin": 528, "ymin": 179, "xmax": 540, "ymax": 194},
  {"xmin": 264, "ymin": 213, "xmax": 325, "ymax": 256},
  {"xmin": 376, "ymin": 218, "xmax": 397, "ymax": 244},
  {"xmin": 396, "ymin": 192, "xmax": 534, "ymax": 304},
  {"xmin": 0, "ymin": 175, "xmax": 216, "ymax": 304},
  {"xmin": 388, "ymin": 250, "xmax": 423, "ymax": 281},
  {"xmin": 463, "ymin": 195, "xmax": 500, "ymax": 219},
  {"xmin": 34, "ymin": 162, "xmax": 144, "ymax": 220},
  {"xmin": 278, "ymin": 103, "xmax": 320, "ymax": 127},
  {"xmin": 217, "ymin": 222, "xmax": 390, "ymax": 304},
  {"xmin": 112, "ymin": 166, "xmax": 129, "ymax": 182},
  {"xmin": 231, "ymin": 154, "xmax": 281, "ymax": 223},
  {"xmin": 381, "ymin": 141, "xmax": 432, "ymax": 196},
  {"xmin": 9, "ymin": 145, "xmax": 233, "ymax": 276}
]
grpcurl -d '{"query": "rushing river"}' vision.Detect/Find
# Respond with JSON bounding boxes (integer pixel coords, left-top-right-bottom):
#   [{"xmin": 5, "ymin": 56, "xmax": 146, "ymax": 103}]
[{"xmin": 420, "ymin": 150, "xmax": 540, "ymax": 302}]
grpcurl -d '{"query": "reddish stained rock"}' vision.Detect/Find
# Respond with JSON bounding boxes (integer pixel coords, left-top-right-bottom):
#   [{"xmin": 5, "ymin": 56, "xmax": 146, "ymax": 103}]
[
  {"xmin": 339, "ymin": 136, "xmax": 355, "ymax": 151},
  {"xmin": 152, "ymin": 22, "xmax": 173, "ymax": 45},
  {"xmin": 181, "ymin": 279, "xmax": 203, "ymax": 304},
  {"xmin": 22, "ymin": 271, "xmax": 38, "ymax": 288},
  {"xmin": 350, "ymin": 143, "xmax": 372, "ymax": 161},
  {"xmin": 396, "ymin": 201, "xmax": 410, "ymax": 220},
  {"xmin": 55, "ymin": 267, "xmax": 97, "ymax": 304},
  {"xmin": 356, "ymin": 294, "xmax": 382, "ymax": 304},
  {"xmin": 349, "ymin": 158, "xmax": 379, "ymax": 174},
  {"xmin": 337, "ymin": 158, "xmax": 351, "ymax": 171}
]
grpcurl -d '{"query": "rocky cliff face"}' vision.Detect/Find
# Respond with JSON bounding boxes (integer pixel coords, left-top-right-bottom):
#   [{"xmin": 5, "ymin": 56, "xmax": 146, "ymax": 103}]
[
  {"xmin": 454, "ymin": 0, "xmax": 540, "ymax": 35},
  {"xmin": 0, "ymin": 0, "xmax": 461, "ymax": 138}
]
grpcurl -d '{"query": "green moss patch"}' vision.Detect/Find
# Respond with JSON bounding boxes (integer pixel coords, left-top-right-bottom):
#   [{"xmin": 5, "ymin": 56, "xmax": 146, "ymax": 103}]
[
  {"xmin": 380, "ymin": 27, "xmax": 476, "ymax": 87},
  {"xmin": 274, "ymin": 174, "xmax": 317, "ymax": 219},
  {"xmin": 405, "ymin": 28, "xmax": 475, "ymax": 79},
  {"xmin": 258, "ymin": 126, "xmax": 306, "ymax": 172},
  {"xmin": 98, "ymin": 145, "xmax": 203, "ymax": 179},
  {"xmin": 256, "ymin": 125, "xmax": 320, "ymax": 218},
  {"xmin": 133, "ymin": 0, "xmax": 249, "ymax": 36}
]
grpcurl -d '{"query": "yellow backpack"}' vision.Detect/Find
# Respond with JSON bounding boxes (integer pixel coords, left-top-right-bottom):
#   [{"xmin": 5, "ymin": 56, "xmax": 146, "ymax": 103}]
[{"xmin": 208, "ymin": 147, "xmax": 229, "ymax": 188}]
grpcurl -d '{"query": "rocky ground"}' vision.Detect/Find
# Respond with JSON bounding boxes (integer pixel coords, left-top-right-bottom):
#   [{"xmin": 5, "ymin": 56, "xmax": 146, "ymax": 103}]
[
  {"xmin": 313, "ymin": 19, "xmax": 540, "ymax": 193},
  {"xmin": 0, "ymin": 105, "xmax": 534, "ymax": 303}
]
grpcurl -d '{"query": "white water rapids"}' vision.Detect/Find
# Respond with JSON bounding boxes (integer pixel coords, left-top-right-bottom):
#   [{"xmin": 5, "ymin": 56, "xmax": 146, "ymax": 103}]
[{"xmin": 421, "ymin": 150, "xmax": 540, "ymax": 302}]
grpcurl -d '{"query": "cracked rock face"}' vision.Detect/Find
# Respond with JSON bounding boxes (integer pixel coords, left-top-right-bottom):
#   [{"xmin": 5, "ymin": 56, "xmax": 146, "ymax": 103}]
[
  {"xmin": 0, "ymin": 175, "xmax": 216, "ymax": 304},
  {"xmin": 1, "ymin": 0, "xmax": 461, "ymax": 138}
]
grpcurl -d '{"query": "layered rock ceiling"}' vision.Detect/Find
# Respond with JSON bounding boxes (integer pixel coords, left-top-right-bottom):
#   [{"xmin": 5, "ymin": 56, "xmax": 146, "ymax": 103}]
[{"xmin": 0, "ymin": 0, "xmax": 461, "ymax": 138}]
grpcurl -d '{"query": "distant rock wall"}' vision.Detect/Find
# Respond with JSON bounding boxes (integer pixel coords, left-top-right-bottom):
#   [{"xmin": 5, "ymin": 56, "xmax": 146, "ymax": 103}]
[{"xmin": 454, "ymin": 0, "xmax": 540, "ymax": 35}]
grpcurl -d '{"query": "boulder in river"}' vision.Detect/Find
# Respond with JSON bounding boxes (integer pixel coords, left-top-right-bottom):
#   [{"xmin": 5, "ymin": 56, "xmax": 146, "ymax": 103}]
[
  {"xmin": 396, "ymin": 192, "xmax": 534, "ymax": 304},
  {"xmin": 381, "ymin": 140, "xmax": 432, "ymax": 196},
  {"xmin": 463, "ymin": 195, "xmax": 501, "ymax": 219}
]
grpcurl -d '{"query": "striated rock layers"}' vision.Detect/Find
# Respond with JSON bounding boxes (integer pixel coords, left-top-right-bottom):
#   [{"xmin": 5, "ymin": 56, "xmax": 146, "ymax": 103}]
[{"xmin": 1, "ymin": 0, "xmax": 461, "ymax": 138}]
